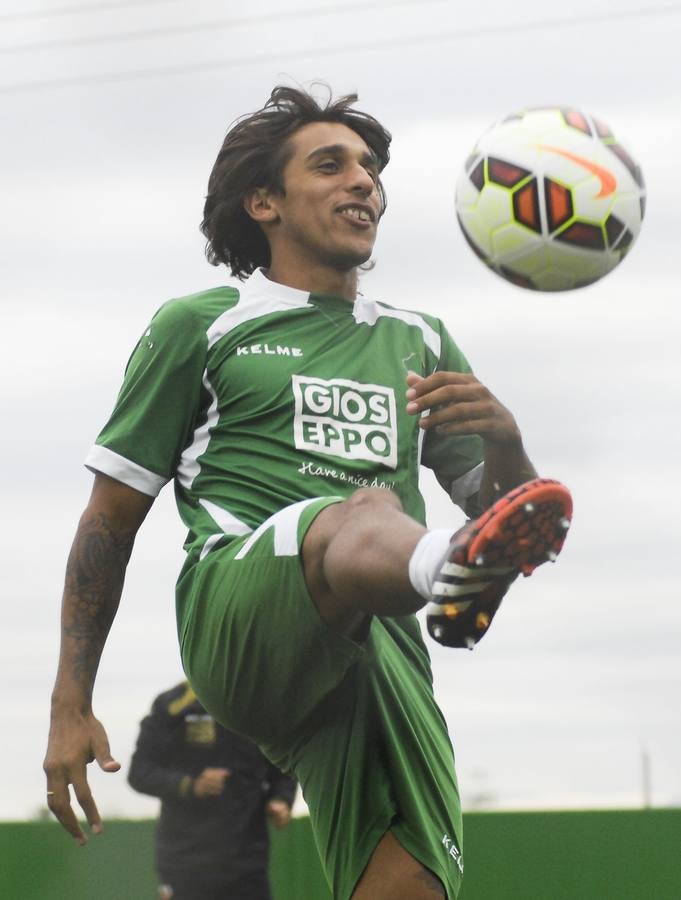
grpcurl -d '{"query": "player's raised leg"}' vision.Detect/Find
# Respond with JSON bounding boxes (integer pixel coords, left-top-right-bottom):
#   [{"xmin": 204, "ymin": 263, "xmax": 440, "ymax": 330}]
[
  {"xmin": 302, "ymin": 478, "xmax": 572, "ymax": 643},
  {"xmin": 302, "ymin": 486, "xmax": 428, "ymax": 635}
]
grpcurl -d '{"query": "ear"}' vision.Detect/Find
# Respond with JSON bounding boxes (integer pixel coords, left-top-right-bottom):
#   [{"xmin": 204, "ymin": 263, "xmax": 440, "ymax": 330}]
[{"xmin": 243, "ymin": 187, "xmax": 280, "ymax": 224}]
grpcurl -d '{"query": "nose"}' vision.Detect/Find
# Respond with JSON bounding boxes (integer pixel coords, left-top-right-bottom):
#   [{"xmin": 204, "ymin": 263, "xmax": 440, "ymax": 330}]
[{"xmin": 348, "ymin": 161, "xmax": 376, "ymax": 197}]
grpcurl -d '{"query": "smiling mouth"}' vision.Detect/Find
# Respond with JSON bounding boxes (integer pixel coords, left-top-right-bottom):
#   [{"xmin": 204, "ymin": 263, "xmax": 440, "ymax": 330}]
[{"xmin": 338, "ymin": 205, "xmax": 375, "ymax": 225}]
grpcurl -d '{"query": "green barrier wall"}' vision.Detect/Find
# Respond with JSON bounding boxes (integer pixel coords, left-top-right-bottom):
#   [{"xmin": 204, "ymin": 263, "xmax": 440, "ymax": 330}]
[{"xmin": 2, "ymin": 810, "xmax": 680, "ymax": 899}]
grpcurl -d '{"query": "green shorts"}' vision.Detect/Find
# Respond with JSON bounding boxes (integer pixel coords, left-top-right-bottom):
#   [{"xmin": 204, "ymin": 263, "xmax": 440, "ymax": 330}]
[{"xmin": 176, "ymin": 497, "xmax": 464, "ymax": 899}]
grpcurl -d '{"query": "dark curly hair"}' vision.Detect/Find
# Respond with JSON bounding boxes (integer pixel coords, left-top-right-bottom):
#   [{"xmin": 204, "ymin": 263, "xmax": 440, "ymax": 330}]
[{"xmin": 200, "ymin": 85, "xmax": 392, "ymax": 279}]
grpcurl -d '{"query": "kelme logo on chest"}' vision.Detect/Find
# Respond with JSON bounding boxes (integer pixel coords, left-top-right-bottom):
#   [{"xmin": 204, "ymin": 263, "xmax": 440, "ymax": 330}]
[
  {"xmin": 292, "ymin": 375, "xmax": 397, "ymax": 469},
  {"xmin": 236, "ymin": 343, "xmax": 302, "ymax": 357}
]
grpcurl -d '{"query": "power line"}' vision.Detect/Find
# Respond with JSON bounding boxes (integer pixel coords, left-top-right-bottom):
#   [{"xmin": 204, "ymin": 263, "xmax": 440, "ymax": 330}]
[
  {"xmin": 2, "ymin": 0, "xmax": 448, "ymax": 54},
  {"xmin": 2, "ymin": 4, "xmax": 680, "ymax": 95},
  {"xmin": 0, "ymin": 0, "xmax": 181, "ymax": 23}
]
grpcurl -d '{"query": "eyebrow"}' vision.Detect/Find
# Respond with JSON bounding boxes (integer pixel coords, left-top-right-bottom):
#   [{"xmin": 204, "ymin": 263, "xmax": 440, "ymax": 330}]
[{"xmin": 305, "ymin": 143, "xmax": 380, "ymax": 170}]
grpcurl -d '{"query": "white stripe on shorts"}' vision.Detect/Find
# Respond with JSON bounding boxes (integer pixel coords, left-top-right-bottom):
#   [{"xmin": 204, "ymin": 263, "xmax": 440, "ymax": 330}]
[{"xmin": 235, "ymin": 497, "xmax": 342, "ymax": 560}]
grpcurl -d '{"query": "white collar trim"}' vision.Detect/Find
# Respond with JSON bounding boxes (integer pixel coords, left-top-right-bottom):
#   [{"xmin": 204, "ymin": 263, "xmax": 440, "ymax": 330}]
[{"xmin": 240, "ymin": 268, "xmax": 311, "ymax": 306}]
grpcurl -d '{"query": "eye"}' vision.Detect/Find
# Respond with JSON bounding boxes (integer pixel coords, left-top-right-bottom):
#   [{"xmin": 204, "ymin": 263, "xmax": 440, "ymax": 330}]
[{"xmin": 318, "ymin": 160, "xmax": 340, "ymax": 172}]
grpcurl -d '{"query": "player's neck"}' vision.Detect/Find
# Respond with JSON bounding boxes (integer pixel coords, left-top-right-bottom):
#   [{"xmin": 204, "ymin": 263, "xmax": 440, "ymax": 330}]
[{"xmin": 265, "ymin": 258, "xmax": 358, "ymax": 302}]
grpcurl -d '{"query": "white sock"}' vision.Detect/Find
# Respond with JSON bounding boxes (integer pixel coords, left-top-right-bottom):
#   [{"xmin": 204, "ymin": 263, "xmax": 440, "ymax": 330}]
[{"xmin": 408, "ymin": 529, "xmax": 453, "ymax": 602}]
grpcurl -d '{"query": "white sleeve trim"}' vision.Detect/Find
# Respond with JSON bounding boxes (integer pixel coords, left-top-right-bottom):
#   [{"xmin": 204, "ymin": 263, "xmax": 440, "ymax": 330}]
[
  {"xmin": 450, "ymin": 461, "xmax": 484, "ymax": 507},
  {"xmin": 85, "ymin": 444, "xmax": 169, "ymax": 497}
]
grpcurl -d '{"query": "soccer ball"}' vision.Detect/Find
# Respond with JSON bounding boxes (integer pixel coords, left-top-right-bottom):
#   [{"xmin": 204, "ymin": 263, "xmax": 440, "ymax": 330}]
[{"xmin": 455, "ymin": 107, "xmax": 645, "ymax": 291}]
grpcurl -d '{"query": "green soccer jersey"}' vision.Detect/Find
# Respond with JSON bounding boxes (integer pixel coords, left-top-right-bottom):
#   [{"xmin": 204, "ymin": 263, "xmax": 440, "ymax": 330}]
[{"xmin": 86, "ymin": 269, "xmax": 484, "ymax": 563}]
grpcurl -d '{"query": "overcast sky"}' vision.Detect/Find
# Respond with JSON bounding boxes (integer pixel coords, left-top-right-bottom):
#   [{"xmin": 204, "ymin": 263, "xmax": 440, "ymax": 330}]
[{"xmin": 2, "ymin": 0, "xmax": 680, "ymax": 822}]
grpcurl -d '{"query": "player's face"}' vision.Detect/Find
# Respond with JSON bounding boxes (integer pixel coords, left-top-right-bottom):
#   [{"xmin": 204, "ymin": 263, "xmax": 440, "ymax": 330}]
[{"xmin": 270, "ymin": 121, "xmax": 382, "ymax": 271}]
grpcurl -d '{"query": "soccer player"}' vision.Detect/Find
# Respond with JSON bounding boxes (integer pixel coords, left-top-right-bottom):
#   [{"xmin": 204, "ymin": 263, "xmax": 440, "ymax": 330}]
[{"xmin": 44, "ymin": 86, "xmax": 571, "ymax": 899}]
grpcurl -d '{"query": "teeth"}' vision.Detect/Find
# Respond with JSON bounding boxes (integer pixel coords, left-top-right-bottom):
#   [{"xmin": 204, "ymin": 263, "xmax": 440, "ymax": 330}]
[{"xmin": 342, "ymin": 207, "xmax": 371, "ymax": 221}]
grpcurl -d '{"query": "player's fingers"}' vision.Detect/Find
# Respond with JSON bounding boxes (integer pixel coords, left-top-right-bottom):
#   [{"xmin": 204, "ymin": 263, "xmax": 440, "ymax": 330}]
[
  {"xmin": 429, "ymin": 398, "xmax": 519, "ymax": 442},
  {"xmin": 92, "ymin": 732, "xmax": 121, "ymax": 774},
  {"xmin": 418, "ymin": 400, "xmax": 488, "ymax": 429},
  {"xmin": 45, "ymin": 780, "xmax": 87, "ymax": 845},
  {"xmin": 406, "ymin": 383, "xmax": 483, "ymax": 414},
  {"xmin": 428, "ymin": 420, "xmax": 484, "ymax": 437},
  {"xmin": 71, "ymin": 773, "xmax": 103, "ymax": 835},
  {"xmin": 406, "ymin": 370, "xmax": 476, "ymax": 398},
  {"xmin": 431, "ymin": 417, "xmax": 498, "ymax": 436}
]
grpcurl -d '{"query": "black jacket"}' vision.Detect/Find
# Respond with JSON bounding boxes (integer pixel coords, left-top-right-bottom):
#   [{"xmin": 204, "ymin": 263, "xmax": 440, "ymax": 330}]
[{"xmin": 128, "ymin": 682, "xmax": 297, "ymax": 882}]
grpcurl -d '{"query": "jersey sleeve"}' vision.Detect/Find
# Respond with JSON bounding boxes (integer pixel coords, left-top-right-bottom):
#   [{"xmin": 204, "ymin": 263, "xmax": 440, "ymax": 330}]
[
  {"xmin": 421, "ymin": 321, "xmax": 485, "ymax": 508},
  {"xmin": 85, "ymin": 299, "xmax": 208, "ymax": 496}
]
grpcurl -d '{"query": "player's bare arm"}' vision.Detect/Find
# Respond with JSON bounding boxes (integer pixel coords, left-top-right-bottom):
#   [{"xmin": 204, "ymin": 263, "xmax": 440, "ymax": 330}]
[
  {"xmin": 44, "ymin": 473, "xmax": 153, "ymax": 844},
  {"xmin": 405, "ymin": 370, "xmax": 537, "ymax": 507}
]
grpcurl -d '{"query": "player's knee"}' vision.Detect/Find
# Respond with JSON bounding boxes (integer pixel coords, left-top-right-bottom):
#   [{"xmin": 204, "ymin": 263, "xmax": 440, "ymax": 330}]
[
  {"xmin": 305, "ymin": 489, "xmax": 401, "ymax": 555},
  {"xmin": 338, "ymin": 489, "xmax": 405, "ymax": 550},
  {"xmin": 344, "ymin": 486, "xmax": 403, "ymax": 514},
  {"xmin": 306, "ymin": 488, "xmax": 404, "ymax": 575}
]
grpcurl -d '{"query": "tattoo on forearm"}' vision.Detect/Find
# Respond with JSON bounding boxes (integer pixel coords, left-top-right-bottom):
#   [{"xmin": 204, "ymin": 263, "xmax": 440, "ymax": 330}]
[{"xmin": 63, "ymin": 513, "xmax": 135, "ymax": 688}]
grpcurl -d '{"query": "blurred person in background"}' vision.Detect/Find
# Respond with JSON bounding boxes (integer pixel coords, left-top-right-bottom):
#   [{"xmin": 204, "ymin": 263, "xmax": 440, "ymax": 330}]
[{"xmin": 128, "ymin": 680, "xmax": 297, "ymax": 900}]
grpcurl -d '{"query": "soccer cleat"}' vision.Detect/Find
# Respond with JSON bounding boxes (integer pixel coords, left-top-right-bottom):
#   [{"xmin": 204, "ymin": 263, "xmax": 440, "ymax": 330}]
[{"xmin": 426, "ymin": 478, "xmax": 573, "ymax": 649}]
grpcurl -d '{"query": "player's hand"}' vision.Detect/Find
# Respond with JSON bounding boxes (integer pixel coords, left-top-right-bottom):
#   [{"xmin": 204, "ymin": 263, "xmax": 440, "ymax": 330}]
[
  {"xmin": 405, "ymin": 371, "xmax": 521, "ymax": 445},
  {"xmin": 43, "ymin": 708, "xmax": 121, "ymax": 845},
  {"xmin": 193, "ymin": 767, "xmax": 231, "ymax": 798},
  {"xmin": 266, "ymin": 799, "xmax": 292, "ymax": 829}
]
